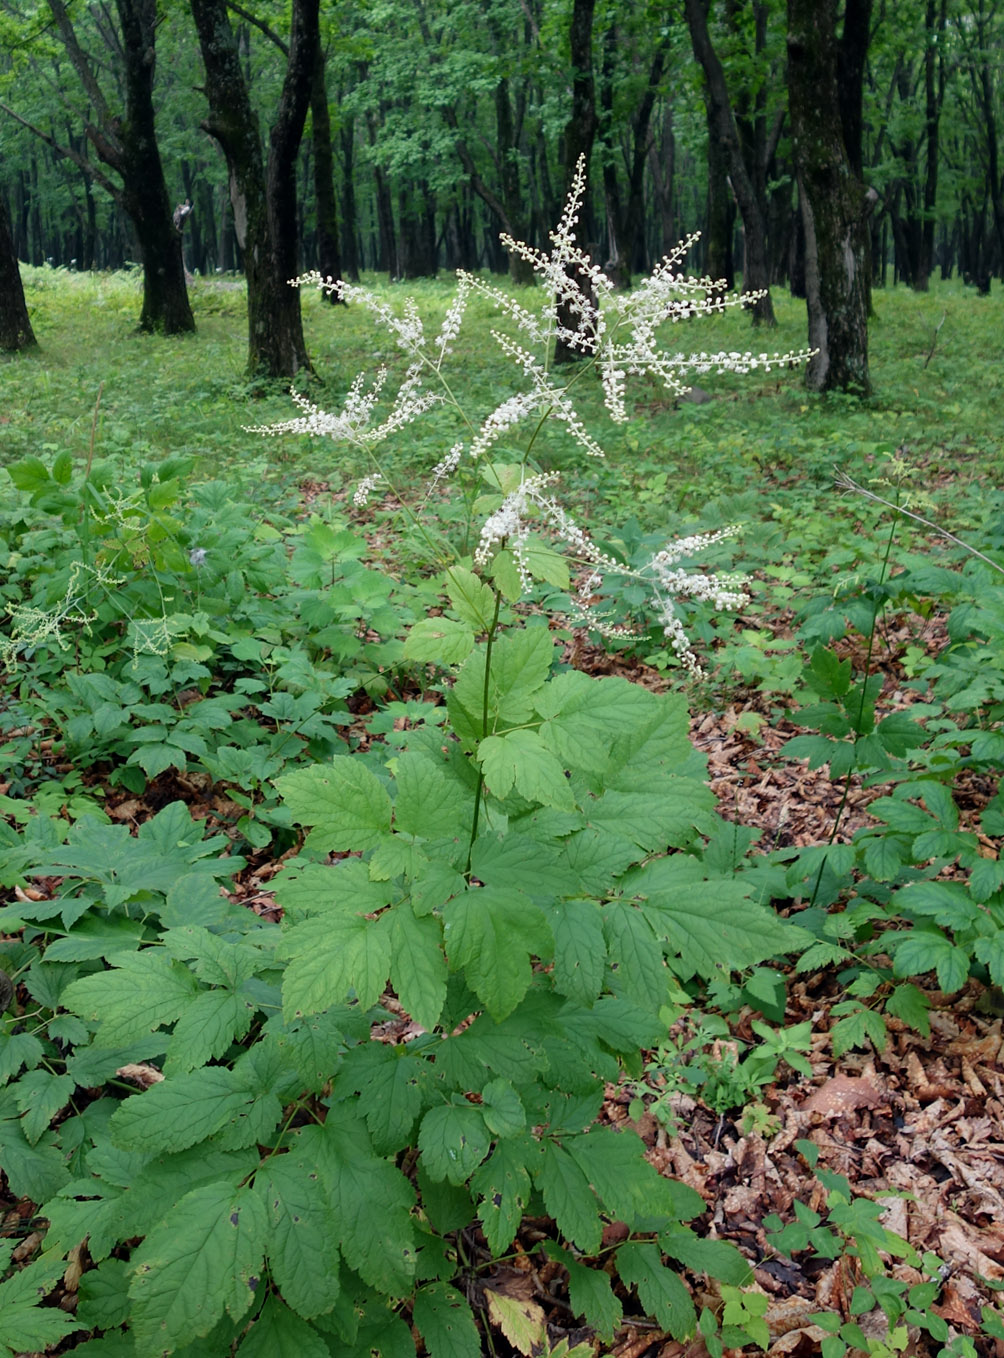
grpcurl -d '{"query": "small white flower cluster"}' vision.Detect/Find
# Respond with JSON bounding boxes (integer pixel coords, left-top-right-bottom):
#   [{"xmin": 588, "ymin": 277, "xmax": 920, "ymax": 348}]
[
  {"xmin": 246, "ymin": 370, "xmax": 439, "ymax": 454},
  {"xmin": 425, "ymin": 443, "xmax": 463, "ymax": 499},
  {"xmin": 353, "ymin": 473, "xmax": 384, "ymax": 508},
  {"xmin": 647, "ymin": 527, "xmax": 750, "ymax": 675}
]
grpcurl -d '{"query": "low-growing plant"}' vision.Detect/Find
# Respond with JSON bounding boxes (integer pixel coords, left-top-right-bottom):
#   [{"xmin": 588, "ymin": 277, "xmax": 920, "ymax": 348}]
[{"xmin": 0, "ymin": 167, "xmax": 815, "ymax": 1355}]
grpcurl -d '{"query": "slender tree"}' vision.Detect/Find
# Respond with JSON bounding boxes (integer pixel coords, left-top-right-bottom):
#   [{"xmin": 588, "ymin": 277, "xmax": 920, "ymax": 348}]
[
  {"xmin": 189, "ymin": 0, "xmax": 318, "ymax": 378},
  {"xmin": 787, "ymin": 0, "xmax": 873, "ymax": 394},
  {"xmin": 685, "ymin": 0, "xmax": 775, "ymax": 324},
  {"xmin": 0, "ymin": 190, "xmax": 36, "ymax": 350}
]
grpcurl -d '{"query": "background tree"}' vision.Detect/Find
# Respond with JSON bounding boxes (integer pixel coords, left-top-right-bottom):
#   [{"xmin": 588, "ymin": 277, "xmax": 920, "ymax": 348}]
[
  {"xmin": 685, "ymin": 0, "xmax": 775, "ymax": 323},
  {"xmin": 787, "ymin": 0, "xmax": 873, "ymax": 394},
  {"xmin": 189, "ymin": 0, "xmax": 318, "ymax": 377},
  {"xmin": 0, "ymin": 0, "xmax": 194, "ymax": 334},
  {"xmin": 0, "ymin": 189, "xmax": 35, "ymax": 349}
]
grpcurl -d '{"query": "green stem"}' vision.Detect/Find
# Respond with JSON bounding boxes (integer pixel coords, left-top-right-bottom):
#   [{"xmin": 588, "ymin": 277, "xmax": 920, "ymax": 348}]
[{"xmin": 464, "ymin": 585, "xmax": 503, "ymax": 881}]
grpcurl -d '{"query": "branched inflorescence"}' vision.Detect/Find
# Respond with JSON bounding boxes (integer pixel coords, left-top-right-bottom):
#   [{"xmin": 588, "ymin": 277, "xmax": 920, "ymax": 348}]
[{"xmin": 259, "ymin": 158, "xmax": 812, "ymax": 672}]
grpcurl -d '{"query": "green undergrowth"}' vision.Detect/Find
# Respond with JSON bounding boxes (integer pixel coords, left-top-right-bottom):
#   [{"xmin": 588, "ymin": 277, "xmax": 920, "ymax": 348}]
[{"xmin": 0, "ymin": 261, "xmax": 1003, "ymax": 1356}]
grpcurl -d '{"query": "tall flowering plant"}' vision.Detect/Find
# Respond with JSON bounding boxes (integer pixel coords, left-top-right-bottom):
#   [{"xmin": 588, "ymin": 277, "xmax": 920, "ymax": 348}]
[{"xmin": 254, "ymin": 157, "xmax": 811, "ymax": 675}]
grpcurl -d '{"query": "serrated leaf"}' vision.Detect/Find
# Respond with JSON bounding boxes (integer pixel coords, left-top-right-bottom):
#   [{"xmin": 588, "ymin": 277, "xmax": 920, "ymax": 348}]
[
  {"xmin": 446, "ymin": 566, "xmax": 497, "ymax": 631},
  {"xmin": 257, "ymin": 1157, "xmax": 341, "ymax": 1318},
  {"xmin": 236, "ymin": 1295, "xmax": 331, "ymax": 1358},
  {"xmin": 567, "ymin": 1127, "xmax": 670, "ymax": 1225},
  {"xmin": 543, "ymin": 1243, "xmax": 622, "ymax": 1341},
  {"xmin": 0, "ymin": 1119, "xmax": 71, "ymax": 1200},
  {"xmin": 414, "ymin": 1282, "xmax": 481, "ymax": 1358},
  {"xmin": 392, "ymin": 751, "xmax": 470, "ymax": 840},
  {"xmin": 275, "ymin": 761, "xmax": 392, "ymax": 851},
  {"xmin": 0, "ymin": 1251, "xmax": 77, "ymax": 1353},
  {"xmin": 404, "ymin": 617, "xmax": 476, "ymax": 664},
  {"xmin": 537, "ymin": 672, "xmax": 657, "ymax": 774},
  {"xmin": 588, "ymin": 785, "xmax": 713, "ymax": 851},
  {"xmin": 830, "ymin": 1007, "xmax": 888, "ymax": 1057},
  {"xmin": 76, "ymin": 1258, "xmax": 131, "ymax": 1329},
  {"xmin": 167, "ymin": 989, "xmax": 255, "ymax": 1074},
  {"xmin": 299, "ymin": 1113, "xmax": 416, "ymax": 1295},
  {"xmin": 478, "ymin": 728, "xmax": 576, "ymax": 810},
  {"xmin": 635, "ymin": 870, "xmax": 809, "ymax": 977},
  {"xmin": 471, "ymin": 1138, "xmax": 534, "ymax": 1255},
  {"xmin": 603, "ymin": 901, "xmax": 669, "ymax": 1011},
  {"xmin": 13, "ymin": 1069, "xmax": 74, "ymax": 1145},
  {"xmin": 971, "ymin": 857, "xmax": 1004, "ymax": 903},
  {"xmin": 341, "ymin": 1043, "xmax": 427, "ymax": 1152},
  {"xmin": 481, "ymin": 1078, "xmax": 525, "ymax": 1137},
  {"xmin": 550, "ymin": 899, "xmax": 606, "ymax": 1005},
  {"xmin": 660, "ymin": 1224, "xmax": 752, "ymax": 1284},
  {"xmin": 562, "ymin": 828, "xmax": 639, "ymax": 894},
  {"xmin": 616, "ymin": 1241, "xmax": 695, "ymax": 1339},
  {"xmin": 893, "ymin": 930, "xmax": 968, "ymax": 993},
  {"xmin": 419, "ymin": 1103, "xmax": 491, "ymax": 1185},
  {"xmin": 471, "ymin": 831, "xmax": 572, "ymax": 898},
  {"xmin": 279, "ymin": 912, "xmax": 392, "ymax": 1020},
  {"xmin": 61, "ymin": 951, "xmax": 200, "ymax": 1047},
  {"xmin": 0, "ymin": 1033, "xmax": 45, "ymax": 1086},
  {"xmin": 884, "ymin": 983, "xmax": 930, "ymax": 1038},
  {"xmin": 389, "ymin": 906, "xmax": 447, "ymax": 1031},
  {"xmin": 895, "ymin": 879, "xmax": 976, "ymax": 928},
  {"xmin": 128, "ymin": 1182, "xmax": 267, "ymax": 1353},
  {"xmin": 537, "ymin": 1141, "xmax": 601, "ymax": 1253},
  {"xmin": 484, "ymin": 1288, "xmax": 546, "ymax": 1356},
  {"xmin": 442, "ymin": 886, "xmax": 552, "ymax": 1020},
  {"xmin": 109, "ymin": 1066, "xmax": 251, "ymax": 1153}
]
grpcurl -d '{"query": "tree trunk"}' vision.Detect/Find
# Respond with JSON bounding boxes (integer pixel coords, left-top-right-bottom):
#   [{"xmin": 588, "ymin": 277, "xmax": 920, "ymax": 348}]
[
  {"xmin": 685, "ymin": 0, "xmax": 775, "ymax": 324},
  {"xmin": 190, "ymin": 0, "xmax": 315, "ymax": 378},
  {"xmin": 116, "ymin": 0, "xmax": 195, "ymax": 333},
  {"xmin": 310, "ymin": 46, "xmax": 342, "ymax": 300},
  {"xmin": 339, "ymin": 119, "xmax": 360, "ymax": 281},
  {"xmin": 0, "ymin": 194, "xmax": 36, "ymax": 351},
  {"xmin": 787, "ymin": 0, "xmax": 873, "ymax": 395},
  {"xmin": 554, "ymin": 0, "xmax": 598, "ymax": 365}
]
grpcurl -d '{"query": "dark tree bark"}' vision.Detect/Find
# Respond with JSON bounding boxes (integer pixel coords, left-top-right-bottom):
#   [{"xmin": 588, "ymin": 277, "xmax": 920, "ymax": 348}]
[
  {"xmin": 685, "ymin": 0, "xmax": 775, "ymax": 324},
  {"xmin": 0, "ymin": 194, "xmax": 36, "ymax": 351},
  {"xmin": 310, "ymin": 48, "xmax": 343, "ymax": 301},
  {"xmin": 554, "ymin": 0, "xmax": 598, "ymax": 365},
  {"xmin": 339, "ymin": 118, "xmax": 361, "ymax": 281},
  {"xmin": 788, "ymin": 0, "xmax": 873, "ymax": 395},
  {"xmin": 190, "ymin": 0, "xmax": 317, "ymax": 378},
  {"xmin": 704, "ymin": 101, "xmax": 736, "ymax": 291},
  {"xmin": 2, "ymin": 0, "xmax": 193, "ymax": 333}
]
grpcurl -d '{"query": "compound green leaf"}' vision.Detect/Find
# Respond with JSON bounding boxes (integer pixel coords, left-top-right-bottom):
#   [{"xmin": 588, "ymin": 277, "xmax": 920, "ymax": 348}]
[
  {"xmin": 550, "ymin": 899, "xmax": 606, "ymax": 1006},
  {"xmin": 129, "ymin": 1182, "xmax": 267, "ymax": 1354},
  {"xmin": 543, "ymin": 1244, "xmax": 622, "ymax": 1342},
  {"xmin": 275, "ymin": 762, "xmax": 392, "ymax": 852},
  {"xmin": 660, "ymin": 1224, "xmax": 752, "ymax": 1284},
  {"xmin": 0, "ymin": 1252, "xmax": 77, "ymax": 1354},
  {"xmin": 537, "ymin": 672, "xmax": 656, "ymax": 775},
  {"xmin": 616, "ymin": 1242, "xmax": 695, "ymax": 1339},
  {"xmin": 280, "ymin": 912, "xmax": 392, "ymax": 1020},
  {"xmin": 442, "ymin": 887, "xmax": 552, "ymax": 1020},
  {"xmin": 13, "ymin": 1070, "xmax": 74, "ymax": 1145},
  {"xmin": 404, "ymin": 617, "xmax": 476, "ymax": 664},
  {"xmin": 110, "ymin": 1067, "xmax": 251, "ymax": 1153},
  {"xmin": 61, "ymin": 951, "xmax": 200, "ymax": 1047},
  {"xmin": 392, "ymin": 751, "xmax": 471, "ymax": 840},
  {"xmin": 445, "ymin": 566, "xmax": 497, "ymax": 631},
  {"xmin": 478, "ymin": 729, "xmax": 576, "ymax": 810},
  {"xmin": 567, "ymin": 1127, "xmax": 668, "ymax": 1225},
  {"xmin": 257, "ymin": 1157, "xmax": 341, "ymax": 1319},
  {"xmin": 413, "ymin": 1282, "xmax": 481, "ymax": 1358},
  {"xmin": 419, "ymin": 1103, "xmax": 491, "ymax": 1186},
  {"xmin": 299, "ymin": 1115, "xmax": 416, "ymax": 1296},
  {"xmin": 166, "ymin": 989, "xmax": 255, "ymax": 1074},
  {"xmin": 587, "ymin": 784, "xmax": 713, "ymax": 851},
  {"xmin": 481, "ymin": 1078, "xmax": 525, "ymax": 1137},
  {"xmin": 340, "ymin": 1042, "xmax": 427, "ymax": 1152},
  {"xmin": 537, "ymin": 1141, "xmax": 601, "ymax": 1254},
  {"xmin": 0, "ymin": 1033, "xmax": 44, "ymax": 1086},
  {"xmin": 236, "ymin": 1295, "xmax": 331, "ymax": 1358},
  {"xmin": 389, "ymin": 906, "xmax": 447, "ymax": 1031},
  {"xmin": 602, "ymin": 902, "xmax": 668, "ymax": 1012},
  {"xmin": 633, "ymin": 868, "xmax": 809, "ymax": 977},
  {"xmin": 471, "ymin": 1137, "xmax": 535, "ymax": 1255}
]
